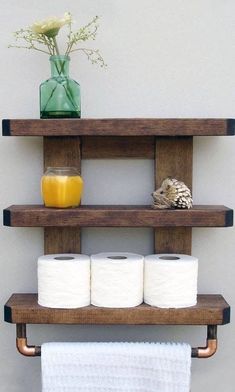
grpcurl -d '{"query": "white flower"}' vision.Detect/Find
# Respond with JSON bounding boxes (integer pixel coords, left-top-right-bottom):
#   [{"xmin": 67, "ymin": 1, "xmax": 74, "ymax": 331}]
[{"xmin": 31, "ymin": 12, "xmax": 71, "ymax": 37}]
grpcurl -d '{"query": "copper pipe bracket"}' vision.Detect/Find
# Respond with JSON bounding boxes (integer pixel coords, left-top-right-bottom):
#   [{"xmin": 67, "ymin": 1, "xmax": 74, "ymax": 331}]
[
  {"xmin": 16, "ymin": 324, "xmax": 217, "ymax": 358},
  {"xmin": 191, "ymin": 325, "xmax": 217, "ymax": 358},
  {"xmin": 16, "ymin": 324, "xmax": 41, "ymax": 357}
]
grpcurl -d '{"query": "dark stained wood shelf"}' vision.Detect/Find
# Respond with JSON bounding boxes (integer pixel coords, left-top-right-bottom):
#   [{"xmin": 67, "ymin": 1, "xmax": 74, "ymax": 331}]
[
  {"xmin": 2, "ymin": 118, "xmax": 235, "ymax": 136},
  {"xmin": 3, "ymin": 205, "xmax": 233, "ymax": 228},
  {"xmin": 2, "ymin": 116, "xmax": 233, "ymax": 358},
  {"xmin": 4, "ymin": 294, "xmax": 230, "ymax": 325}
]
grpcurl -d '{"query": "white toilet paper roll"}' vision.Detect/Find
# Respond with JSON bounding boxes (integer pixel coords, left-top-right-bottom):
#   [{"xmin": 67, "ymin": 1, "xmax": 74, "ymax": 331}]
[
  {"xmin": 91, "ymin": 252, "xmax": 144, "ymax": 308},
  {"xmin": 144, "ymin": 254, "xmax": 198, "ymax": 308},
  {"xmin": 38, "ymin": 254, "xmax": 90, "ymax": 308}
]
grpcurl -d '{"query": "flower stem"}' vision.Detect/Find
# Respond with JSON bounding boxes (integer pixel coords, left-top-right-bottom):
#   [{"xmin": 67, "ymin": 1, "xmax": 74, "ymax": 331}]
[
  {"xmin": 53, "ymin": 37, "xmax": 60, "ymax": 56},
  {"xmin": 46, "ymin": 37, "xmax": 78, "ymax": 113}
]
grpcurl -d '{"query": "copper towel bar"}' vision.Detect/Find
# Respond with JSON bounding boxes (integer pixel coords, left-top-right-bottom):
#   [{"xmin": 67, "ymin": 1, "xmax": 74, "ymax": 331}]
[{"xmin": 16, "ymin": 324, "xmax": 217, "ymax": 359}]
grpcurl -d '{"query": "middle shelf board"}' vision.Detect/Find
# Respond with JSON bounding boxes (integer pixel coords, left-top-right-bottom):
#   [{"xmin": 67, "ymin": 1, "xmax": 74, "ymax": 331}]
[
  {"xmin": 5, "ymin": 294, "xmax": 230, "ymax": 325},
  {"xmin": 3, "ymin": 205, "xmax": 233, "ymax": 227}
]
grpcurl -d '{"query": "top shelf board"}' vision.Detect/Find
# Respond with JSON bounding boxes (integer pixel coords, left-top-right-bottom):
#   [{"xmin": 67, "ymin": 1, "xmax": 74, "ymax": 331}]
[{"xmin": 2, "ymin": 119, "xmax": 235, "ymax": 137}]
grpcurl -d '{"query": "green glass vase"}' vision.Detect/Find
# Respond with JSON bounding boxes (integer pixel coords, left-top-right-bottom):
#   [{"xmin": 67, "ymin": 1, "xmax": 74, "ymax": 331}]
[{"xmin": 40, "ymin": 55, "xmax": 81, "ymax": 119}]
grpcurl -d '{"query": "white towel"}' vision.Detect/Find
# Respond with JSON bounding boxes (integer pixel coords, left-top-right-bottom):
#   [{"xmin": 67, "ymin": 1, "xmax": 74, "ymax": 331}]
[{"xmin": 41, "ymin": 342, "xmax": 191, "ymax": 392}]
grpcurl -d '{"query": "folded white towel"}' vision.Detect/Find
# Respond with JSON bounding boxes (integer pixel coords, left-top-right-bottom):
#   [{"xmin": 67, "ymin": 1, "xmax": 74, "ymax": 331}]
[{"xmin": 41, "ymin": 342, "xmax": 191, "ymax": 392}]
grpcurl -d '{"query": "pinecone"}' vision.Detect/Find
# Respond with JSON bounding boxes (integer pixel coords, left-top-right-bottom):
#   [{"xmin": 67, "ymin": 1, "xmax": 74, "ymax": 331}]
[{"xmin": 152, "ymin": 177, "xmax": 193, "ymax": 209}]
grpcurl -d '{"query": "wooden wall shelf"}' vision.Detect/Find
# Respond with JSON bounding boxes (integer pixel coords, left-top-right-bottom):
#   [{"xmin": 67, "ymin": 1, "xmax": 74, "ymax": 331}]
[
  {"xmin": 4, "ymin": 294, "xmax": 230, "ymax": 325},
  {"xmin": 3, "ymin": 118, "xmax": 233, "ymax": 360},
  {"xmin": 3, "ymin": 205, "xmax": 233, "ymax": 228},
  {"xmin": 2, "ymin": 118, "xmax": 235, "ymax": 136}
]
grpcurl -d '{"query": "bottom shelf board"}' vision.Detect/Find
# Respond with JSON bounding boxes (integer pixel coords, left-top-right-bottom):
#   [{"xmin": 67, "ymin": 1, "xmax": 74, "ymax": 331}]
[{"xmin": 4, "ymin": 294, "xmax": 230, "ymax": 325}]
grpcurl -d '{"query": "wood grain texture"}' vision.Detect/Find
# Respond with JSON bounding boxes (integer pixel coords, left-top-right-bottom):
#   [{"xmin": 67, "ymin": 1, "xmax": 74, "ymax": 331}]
[
  {"xmin": 3, "ymin": 205, "xmax": 233, "ymax": 227},
  {"xmin": 4, "ymin": 294, "xmax": 230, "ymax": 325},
  {"xmin": 44, "ymin": 136, "xmax": 81, "ymax": 168},
  {"xmin": 155, "ymin": 137, "xmax": 193, "ymax": 188},
  {"xmin": 155, "ymin": 137, "xmax": 193, "ymax": 254},
  {"xmin": 154, "ymin": 227, "xmax": 192, "ymax": 254},
  {"xmin": 82, "ymin": 136, "xmax": 155, "ymax": 159},
  {"xmin": 43, "ymin": 136, "xmax": 81, "ymax": 254},
  {"xmin": 2, "ymin": 119, "xmax": 235, "ymax": 136},
  {"xmin": 44, "ymin": 227, "xmax": 81, "ymax": 254}
]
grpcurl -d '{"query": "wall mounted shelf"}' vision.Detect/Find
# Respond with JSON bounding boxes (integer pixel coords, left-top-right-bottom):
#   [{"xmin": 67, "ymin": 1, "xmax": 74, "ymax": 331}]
[
  {"xmin": 3, "ymin": 205, "xmax": 233, "ymax": 228},
  {"xmin": 3, "ymin": 118, "xmax": 234, "ymax": 362},
  {"xmin": 5, "ymin": 294, "xmax": 230, "ymax": 325}
]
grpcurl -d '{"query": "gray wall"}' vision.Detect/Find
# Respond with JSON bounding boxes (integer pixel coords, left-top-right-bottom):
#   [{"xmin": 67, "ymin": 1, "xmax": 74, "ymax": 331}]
[{"xmin": 0, "ymin": 1, "xmax": 235, "ymax": 391}]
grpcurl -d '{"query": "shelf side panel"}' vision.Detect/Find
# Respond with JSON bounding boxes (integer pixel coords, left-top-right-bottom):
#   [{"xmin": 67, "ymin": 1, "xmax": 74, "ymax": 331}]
[
  {"xmin": 43, "ymin": 136, "xmax": 81, "ymax": 254},
  {"xmin": 155, "ymin": 137, "xmax": 193, "ymax": 254}
]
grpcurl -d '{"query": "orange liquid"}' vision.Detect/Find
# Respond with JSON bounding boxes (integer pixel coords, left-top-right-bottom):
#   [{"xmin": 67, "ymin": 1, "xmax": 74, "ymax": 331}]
[{"xmin": 41, "ymin": 175, "xmax": 83, "ymax": 208}]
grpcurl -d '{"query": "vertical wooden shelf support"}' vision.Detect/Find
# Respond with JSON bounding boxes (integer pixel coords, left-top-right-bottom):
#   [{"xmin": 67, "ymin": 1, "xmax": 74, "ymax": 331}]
[
  {"xmin": 155, "ymin": 137, "xmax": 193, "ymax": 254},
  {"xmin": 43, "ymin": 135, "xmax": 193, "ymax": 254},
  {"xmin": 43, "ymin": 136, "xmax": 81, "ymax": 254}
]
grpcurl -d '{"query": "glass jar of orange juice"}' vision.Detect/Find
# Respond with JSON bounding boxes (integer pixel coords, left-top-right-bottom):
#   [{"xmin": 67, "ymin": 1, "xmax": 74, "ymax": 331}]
[{"xmin": 41, "ymin": 167, "xmax": 83, "ymax": 208}]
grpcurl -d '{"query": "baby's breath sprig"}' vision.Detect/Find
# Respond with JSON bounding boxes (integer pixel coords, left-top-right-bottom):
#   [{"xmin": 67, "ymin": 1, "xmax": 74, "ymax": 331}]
[
  {"xmin": 72, "ymin": 48, "xmax": 106, "ymax": 67},
  {"xmin": 8, "ymin": 29, "xmax": 53, "ymax": 55}
]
